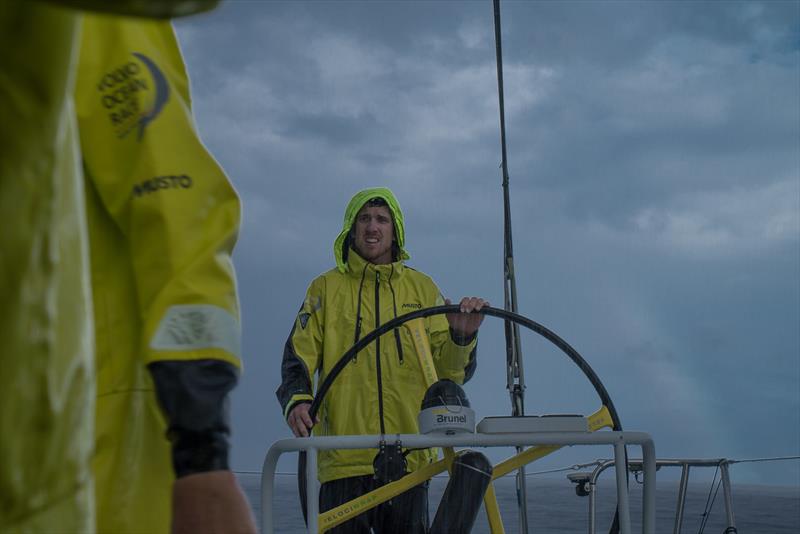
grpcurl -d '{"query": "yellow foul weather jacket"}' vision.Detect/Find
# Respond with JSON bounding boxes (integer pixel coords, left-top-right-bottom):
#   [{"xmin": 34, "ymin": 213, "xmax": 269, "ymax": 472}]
[
  {"xmin": 0, "ymin": 1, "xmax": 240, "ymax": 532},
  {"xmin": 277, "ymin": 188, "xmax": 478, "ymax": 484},
  {"xmin": 0, "ymin": 4, "xmax": 93, "ymax": 532},
  {"xmin": 75, "ymin": 14, "xmax": 242, "ymax": 534}
]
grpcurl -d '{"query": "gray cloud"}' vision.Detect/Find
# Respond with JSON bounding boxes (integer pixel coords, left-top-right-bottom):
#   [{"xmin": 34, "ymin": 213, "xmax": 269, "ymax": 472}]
[{"xmin": 175, "ymin": 0, "xmax": 799, "ymax": 485}]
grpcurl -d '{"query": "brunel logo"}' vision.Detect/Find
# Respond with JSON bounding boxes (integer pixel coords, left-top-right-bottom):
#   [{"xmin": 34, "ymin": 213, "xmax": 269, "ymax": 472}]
[
  {"xmin": 97, "ymin": 52, "xmax": 169, "ymax": 141},
  {"xmin": 436, "ymin": 414, "xmax": 467, "ymax": 424}
]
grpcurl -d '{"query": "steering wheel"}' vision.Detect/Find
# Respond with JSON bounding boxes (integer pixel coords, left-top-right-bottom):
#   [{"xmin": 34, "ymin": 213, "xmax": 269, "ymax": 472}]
[
  {"xmin": 298, "ymin": 305, "xmax": 625, "ymax": 533},
  {"xmin": 308, "ymin": 304, "xmax": 621, "ymax": 430}
]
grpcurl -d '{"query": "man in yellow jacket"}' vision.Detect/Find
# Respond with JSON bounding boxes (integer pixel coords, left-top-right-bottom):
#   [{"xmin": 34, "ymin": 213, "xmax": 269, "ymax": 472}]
[
  {"xmin": 1, "ymin": 1, "xmax": 255, "ymax": 532},
  {"xmin": 277, "ymin": 187, "xmax": 488, "ymax": 533}
]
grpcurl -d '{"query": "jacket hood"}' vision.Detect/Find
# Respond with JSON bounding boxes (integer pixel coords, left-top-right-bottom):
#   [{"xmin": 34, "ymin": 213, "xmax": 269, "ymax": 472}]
[{"xmin": 334, "ymin": 187, "xmax": 410, "ymax": 273}]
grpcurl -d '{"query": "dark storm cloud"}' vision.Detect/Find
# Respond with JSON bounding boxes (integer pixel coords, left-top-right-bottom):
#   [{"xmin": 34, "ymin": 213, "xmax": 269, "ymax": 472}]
[
  {"xmin": 280, "ymin": 110, "xmax": 379, "ymax": 146},
  {"xmin": 176, "ymin": 0, "xmax": 799, "ymax": 485}
]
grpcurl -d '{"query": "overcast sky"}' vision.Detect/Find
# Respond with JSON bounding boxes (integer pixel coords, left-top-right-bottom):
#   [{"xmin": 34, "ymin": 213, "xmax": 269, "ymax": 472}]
[{"xmin": 174, "ymin": 0, "xmax": 799, "ymax": 487}]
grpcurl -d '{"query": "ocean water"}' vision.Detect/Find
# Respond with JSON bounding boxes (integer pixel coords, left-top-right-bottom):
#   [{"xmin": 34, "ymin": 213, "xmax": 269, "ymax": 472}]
[{"xmin": 241, "ymin": 472, "xmax": 800, "ymax": 533}]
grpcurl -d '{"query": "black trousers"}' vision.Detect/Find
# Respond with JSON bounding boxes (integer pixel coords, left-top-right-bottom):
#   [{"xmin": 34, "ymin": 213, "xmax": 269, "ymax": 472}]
[{"xmin": 319, "ymin": 475, "xmax": 429, "ymax": 534}]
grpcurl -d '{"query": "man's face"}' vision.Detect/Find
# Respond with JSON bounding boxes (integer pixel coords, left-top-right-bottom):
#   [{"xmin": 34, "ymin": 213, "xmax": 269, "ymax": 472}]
[{"xmin": 352, "ymin": 204, "xmax": 395, "ymax": 265}]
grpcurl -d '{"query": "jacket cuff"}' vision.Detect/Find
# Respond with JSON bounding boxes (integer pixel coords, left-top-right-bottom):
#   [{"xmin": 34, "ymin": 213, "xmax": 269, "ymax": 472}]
[
  {"xmin": 449, "ymin": 327, "xmax": 477, "ymax": 346},
  {"xmin": 284, "ymin": 395, "xmax": 314, "ymax": 419},
  {"xmin": 148, "ymin": 359, "xmax": 238, "ymax": 478}
]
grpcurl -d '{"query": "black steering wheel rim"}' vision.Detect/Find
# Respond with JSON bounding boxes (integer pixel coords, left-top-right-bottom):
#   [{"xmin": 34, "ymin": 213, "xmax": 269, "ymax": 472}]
[{"xmin": 308, "ymin": 304, "xmax": 621, "ymax": 432}]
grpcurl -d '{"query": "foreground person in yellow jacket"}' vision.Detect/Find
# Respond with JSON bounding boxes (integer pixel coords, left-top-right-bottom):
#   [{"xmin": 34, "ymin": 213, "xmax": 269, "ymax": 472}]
[
  {"xmin": 1, "ymin": 1, "xmax": 255, "ymax": 533},
  {"xmin": 277, "ymin": 187, "xmax": 488, "ymax": 533}
]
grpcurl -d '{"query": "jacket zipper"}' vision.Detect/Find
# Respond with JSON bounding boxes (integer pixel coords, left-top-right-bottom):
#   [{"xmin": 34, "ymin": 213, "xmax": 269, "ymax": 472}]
[
  {"xmin": 352, "ymin": 264, "xmax": 368, "ymax": 363},
  {"xmin": 388, "ymin": 265, "xmax": 404, "ymax": 365},
  {"xmin": 374, "ymin": 270, "xmax": 386, "ymax": 434}
]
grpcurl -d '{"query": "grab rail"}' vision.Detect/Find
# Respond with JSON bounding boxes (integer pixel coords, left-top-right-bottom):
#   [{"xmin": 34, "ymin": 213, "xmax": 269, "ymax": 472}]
[
  {"xmin": 260, "ymin": 430, "xmax": 656, "ymax": 534},
  {"xmin": 570, "ymin": 458, "xmax": 737, "ymax": 534}
]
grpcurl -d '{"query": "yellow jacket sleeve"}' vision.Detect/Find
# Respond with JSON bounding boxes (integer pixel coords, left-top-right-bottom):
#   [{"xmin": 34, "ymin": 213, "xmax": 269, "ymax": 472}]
[
  {"xmin": 75, "ymin": 15, "xmax": 242, "ymax": 368},
  {"xmin": 277, "ymin": 277, "xmax": 326, "ymax": 418}
]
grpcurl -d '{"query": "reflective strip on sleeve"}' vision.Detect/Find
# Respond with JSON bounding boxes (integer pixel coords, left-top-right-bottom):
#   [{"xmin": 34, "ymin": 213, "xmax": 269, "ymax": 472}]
[{"xmin": 150, "ymin": 304, "xmax": 241, "ymax": 358}]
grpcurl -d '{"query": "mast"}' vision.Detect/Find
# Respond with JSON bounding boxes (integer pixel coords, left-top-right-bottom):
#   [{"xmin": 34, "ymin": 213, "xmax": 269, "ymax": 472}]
[{"xmin": 492, "ymin": 1, "xmax": 529, "ymax": 532}]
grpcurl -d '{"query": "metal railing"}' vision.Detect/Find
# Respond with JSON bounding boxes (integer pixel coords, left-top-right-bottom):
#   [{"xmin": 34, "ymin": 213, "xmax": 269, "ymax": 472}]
[
  {"xmin": 568, "ymin": 458, "xmax": 738, "ymax": 534},
  {"xmin": 261, "ymin": 430, "xmax": 656, "ymax": 534}
]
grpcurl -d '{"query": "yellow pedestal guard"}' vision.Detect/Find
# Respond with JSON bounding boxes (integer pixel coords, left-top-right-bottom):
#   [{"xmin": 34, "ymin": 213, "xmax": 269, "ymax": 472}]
[
  {"xmin": 483, "ymin": 482, "xmax": 506, "ymax": 534},
  {"xmin": 319, "ymin": 455, "xmax": 454, "ymax": 532}
]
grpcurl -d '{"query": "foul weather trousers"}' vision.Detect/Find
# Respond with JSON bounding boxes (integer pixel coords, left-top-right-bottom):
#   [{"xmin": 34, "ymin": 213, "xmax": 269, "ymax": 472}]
[{"xmin": 320, "ymin": 476, "xmax": 429, "ymax": 534}]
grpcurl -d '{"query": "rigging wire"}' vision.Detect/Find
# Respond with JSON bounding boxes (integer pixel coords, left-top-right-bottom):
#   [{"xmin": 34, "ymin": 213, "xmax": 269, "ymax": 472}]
[
  {"xmin": 696, "ymin": 464, "xmax": 722, "ymax": 534},
  {"xmin": 491, "ymin": 1, "xmax": 529, "ymax": 531},
  {"xmin": 726, "ymin": 455, "xmax": 800, "ymax": 464}
]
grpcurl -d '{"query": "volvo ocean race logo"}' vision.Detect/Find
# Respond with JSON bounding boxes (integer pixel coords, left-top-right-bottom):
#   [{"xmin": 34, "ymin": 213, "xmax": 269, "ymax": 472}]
[{"xmin": 97, "ymin": 52, "xmax": 169, "ymax": 140}]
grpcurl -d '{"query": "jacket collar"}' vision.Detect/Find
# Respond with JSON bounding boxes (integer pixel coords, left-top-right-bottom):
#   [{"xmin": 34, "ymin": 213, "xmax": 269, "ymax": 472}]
[{"xmin": 346, "ymin": 247, "xmax": 405, "ymax": 279}]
